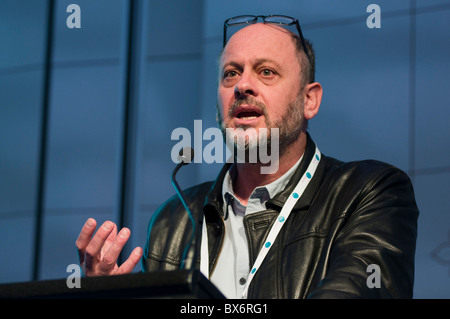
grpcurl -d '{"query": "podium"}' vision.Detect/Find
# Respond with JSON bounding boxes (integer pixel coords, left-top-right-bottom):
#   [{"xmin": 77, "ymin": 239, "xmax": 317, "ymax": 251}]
[{"xmin": 0, "ymin": 269, "xmax": 225, "ymax": 299}]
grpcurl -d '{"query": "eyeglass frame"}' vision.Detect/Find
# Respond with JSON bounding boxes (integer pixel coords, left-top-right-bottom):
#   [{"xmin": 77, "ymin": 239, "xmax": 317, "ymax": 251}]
[{"xmin": 223, "ymin": 15, "xmax": 311, "ymax": 63}]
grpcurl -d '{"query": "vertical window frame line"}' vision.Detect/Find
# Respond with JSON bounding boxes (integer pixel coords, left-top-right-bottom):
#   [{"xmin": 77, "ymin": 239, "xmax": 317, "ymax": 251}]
[
  {"xmin": 33, "ymin": 0, "xmax": 56, "ymax": 281},
  {"xmin": 118, "ymin": 0, "xmax": 143, "ymax": 264}
]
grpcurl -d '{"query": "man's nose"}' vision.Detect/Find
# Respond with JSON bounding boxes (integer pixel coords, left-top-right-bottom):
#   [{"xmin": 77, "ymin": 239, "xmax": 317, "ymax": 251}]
[{"xmin": 234, "ymin": 72, "xmax": 258, "ymax": 99}]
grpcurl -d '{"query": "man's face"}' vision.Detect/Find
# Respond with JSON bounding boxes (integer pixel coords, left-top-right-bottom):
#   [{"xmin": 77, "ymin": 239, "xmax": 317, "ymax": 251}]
[{"xmin": 217, "ymin": 23, "xmax": 305, "ymax": 153}]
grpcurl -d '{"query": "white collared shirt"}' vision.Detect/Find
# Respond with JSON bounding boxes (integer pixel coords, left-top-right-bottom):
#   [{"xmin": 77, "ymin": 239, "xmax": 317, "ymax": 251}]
[{"xmin": 210, "ymin": 156, "xmax": 302, "ymax": 298}]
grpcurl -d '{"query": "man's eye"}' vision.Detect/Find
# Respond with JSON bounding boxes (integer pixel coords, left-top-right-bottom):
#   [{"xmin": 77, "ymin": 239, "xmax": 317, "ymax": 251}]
[
  {"xmin": 261, "ymin": 69, "xmax": 275, "ymax": 76},
  {"xmin": 224, "ymin": 70, "xmax": 238, "ymax": 78}
]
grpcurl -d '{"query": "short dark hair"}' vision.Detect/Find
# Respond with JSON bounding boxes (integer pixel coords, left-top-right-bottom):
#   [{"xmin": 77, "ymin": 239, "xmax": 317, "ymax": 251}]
[{"xmin": 290, "ymin": 34, "xmax": 315, "ymax": 88}]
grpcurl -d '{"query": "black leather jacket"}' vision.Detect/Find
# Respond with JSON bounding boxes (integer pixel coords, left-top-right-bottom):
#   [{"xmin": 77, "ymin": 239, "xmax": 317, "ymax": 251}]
[{"xmin": 142, "ymin": 134, "xmax": 419, "ymax": 298}]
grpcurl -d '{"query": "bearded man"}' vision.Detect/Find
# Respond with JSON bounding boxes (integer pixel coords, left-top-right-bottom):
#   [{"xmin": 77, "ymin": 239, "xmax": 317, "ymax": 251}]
[{"xmin": 76, "ymin": 16, "xmax": 418, "ymax": 299}]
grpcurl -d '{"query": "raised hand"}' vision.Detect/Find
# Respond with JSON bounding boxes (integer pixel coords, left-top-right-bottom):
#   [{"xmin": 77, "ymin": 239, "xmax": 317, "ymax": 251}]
[{"xmin": 76, "ymin": 218, "xmax": 143, "ymax": 276}]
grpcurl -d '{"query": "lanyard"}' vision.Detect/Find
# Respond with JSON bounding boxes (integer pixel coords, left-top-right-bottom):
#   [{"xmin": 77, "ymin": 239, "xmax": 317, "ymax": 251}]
[{"xmin": 200, "ymin": 146, "xmax": 321, "ymax": 299}]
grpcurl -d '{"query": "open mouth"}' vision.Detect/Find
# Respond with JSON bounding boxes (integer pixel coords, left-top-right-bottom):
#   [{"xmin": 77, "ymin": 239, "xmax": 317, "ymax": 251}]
[{"xmin": 232, "ymin": 106, "xmax": 264, "ymax": 120}]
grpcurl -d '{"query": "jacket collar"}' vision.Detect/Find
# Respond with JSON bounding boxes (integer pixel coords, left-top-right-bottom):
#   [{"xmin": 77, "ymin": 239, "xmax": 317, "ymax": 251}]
[
  {"xmin": 203, "ymin": 132, "xmax": 325, "ymax": 217},
  {"xmin": 266, "ymin": 133, "xmax": 325, "ymax": 211}
]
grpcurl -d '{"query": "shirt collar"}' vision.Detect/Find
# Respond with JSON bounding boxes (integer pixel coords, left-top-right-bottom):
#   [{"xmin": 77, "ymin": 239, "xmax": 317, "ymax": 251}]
[{"xmin": 222, "ymin": 155, "xmax": 303, "ymax": 217}]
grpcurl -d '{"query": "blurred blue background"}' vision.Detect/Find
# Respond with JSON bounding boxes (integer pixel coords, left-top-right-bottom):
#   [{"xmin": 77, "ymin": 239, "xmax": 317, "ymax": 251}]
[{"xmin": 0, "ymin": 0, "xmax": 449, "ymax": 298}]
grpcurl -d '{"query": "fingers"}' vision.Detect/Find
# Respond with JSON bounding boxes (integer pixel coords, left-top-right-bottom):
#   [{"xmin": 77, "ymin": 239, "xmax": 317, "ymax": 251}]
[
  {"xmin": 101, "ymin": 223, "xmax": 119, "ymax": 256},
  {"xmin": 117, "ymin": 246, "xmax": 144, "ymax": 274},
  {"xmin": 75, "ymin": 218, "xmax": 97, "ymax": 265},
  {"xmin": 98, "ymin": 227, "xmax": 131, "ymax": 274},
  {"xmin": 76, "ymin": 218, "xmax": 141, "ymax": 276},
  {"xmin": 84, "ymin": 221, "xmax": 117, "ymax": 273}
]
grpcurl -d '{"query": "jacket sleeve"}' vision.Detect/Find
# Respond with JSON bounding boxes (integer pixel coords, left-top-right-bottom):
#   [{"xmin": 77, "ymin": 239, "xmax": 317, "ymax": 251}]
[{"xmin": 308, "ymin": 164, "xmax": 419, "ymax": 298}]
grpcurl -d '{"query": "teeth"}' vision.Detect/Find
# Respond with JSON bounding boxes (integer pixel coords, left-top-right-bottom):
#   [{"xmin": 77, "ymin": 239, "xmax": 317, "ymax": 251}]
[{"xmin": 240, "ymin": 116, "xmax": 258, "ymax": 120}]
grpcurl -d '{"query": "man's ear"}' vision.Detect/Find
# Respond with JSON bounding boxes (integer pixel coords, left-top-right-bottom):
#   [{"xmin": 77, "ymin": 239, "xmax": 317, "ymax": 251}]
[{"xmin": 303, "ymin": 82, "xmax": 323, "ymax": 120}]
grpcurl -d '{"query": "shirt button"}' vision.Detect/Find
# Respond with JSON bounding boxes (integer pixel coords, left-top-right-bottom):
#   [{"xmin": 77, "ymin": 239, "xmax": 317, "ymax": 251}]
[{"xmin": 239, "ymin": 277, "xmax": 247, "ymax": 285}]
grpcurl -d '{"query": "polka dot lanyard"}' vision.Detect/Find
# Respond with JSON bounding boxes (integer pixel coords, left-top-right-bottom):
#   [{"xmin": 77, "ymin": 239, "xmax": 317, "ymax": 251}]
[{"xmin": 200, "ymin": 146, "xmax": 321, "ymax": 299}]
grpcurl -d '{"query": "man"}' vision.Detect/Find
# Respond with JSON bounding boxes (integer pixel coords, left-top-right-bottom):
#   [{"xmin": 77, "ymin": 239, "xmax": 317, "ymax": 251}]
[{"xmin": 76, "ymin": 15, "xmax": 418, "ymax": 298}]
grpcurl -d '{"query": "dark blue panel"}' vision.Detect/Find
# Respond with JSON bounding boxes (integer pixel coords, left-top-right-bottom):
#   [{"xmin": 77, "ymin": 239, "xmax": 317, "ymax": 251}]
[
  {"xmin": 414, "ymin": 172, "xmax": 450, "ymax": 298},
  {"xmin": 309, "ymin": 16, "xmax": 410, "ymax": 170},
  {"xmin": 415, "ymin": 9, "xmax": 450, "ymax": 169},
  {"xmin": 52, "ymin": 0, "xmax": 128, "ymax": 62},
  {"xmin": 0, "ymin": 1, "xmax": 48, "ymax": 283},
  {"xmin": 0, "ymin": 217, "xmax": 34, "ymax": 283},
  {"xmin": 0, "ymin": 0, "xmax": 48, "ymax": 68},
  {"xmin": 45, "ymin": 65, "xmax": 124, "ymax": 210},
  {"xmin": 145, "ymin": 0, "xmax": 203, "ymax": 56},
  {"xmin": 0, "ymin": 71, "xmax": 43, "ymax": 212}
]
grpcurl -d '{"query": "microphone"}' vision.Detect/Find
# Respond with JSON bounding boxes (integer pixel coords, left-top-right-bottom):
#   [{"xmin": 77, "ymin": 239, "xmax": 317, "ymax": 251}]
[
  {"xmin": 171, "ymin": 147, "xmax": 200, "ymax": 271},
  {"xmin": 177, "ymin": 146, "xmax": 194, "ymax": 166}
]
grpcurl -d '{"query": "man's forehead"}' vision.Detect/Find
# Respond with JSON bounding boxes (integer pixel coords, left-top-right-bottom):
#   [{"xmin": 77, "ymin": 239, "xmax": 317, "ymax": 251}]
[{"xmin": 221, "ymin": 23, "xmax": 298, "ymax": 65}]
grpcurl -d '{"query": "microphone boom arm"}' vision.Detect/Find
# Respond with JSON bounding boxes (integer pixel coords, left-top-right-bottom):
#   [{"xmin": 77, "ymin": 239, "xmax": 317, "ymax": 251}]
[{"xmin": 170, "ymin": 148, "xmax": 200, "ymax": 271}]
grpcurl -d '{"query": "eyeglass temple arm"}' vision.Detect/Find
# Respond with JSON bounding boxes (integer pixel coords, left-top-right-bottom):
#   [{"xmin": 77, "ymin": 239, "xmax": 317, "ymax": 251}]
[
  {"xmin": 294, "ymin": 23, "xmax": 311, "ymax": 62},
  {"xmin": 223, "ymin": 23, "xmax": 227, "ymax": 47}
]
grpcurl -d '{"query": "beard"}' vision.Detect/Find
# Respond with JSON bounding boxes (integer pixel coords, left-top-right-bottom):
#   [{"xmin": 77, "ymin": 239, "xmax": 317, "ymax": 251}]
[{"xmin": 217, "ymin": 94, "xmax": 305, "ymax": 161}]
